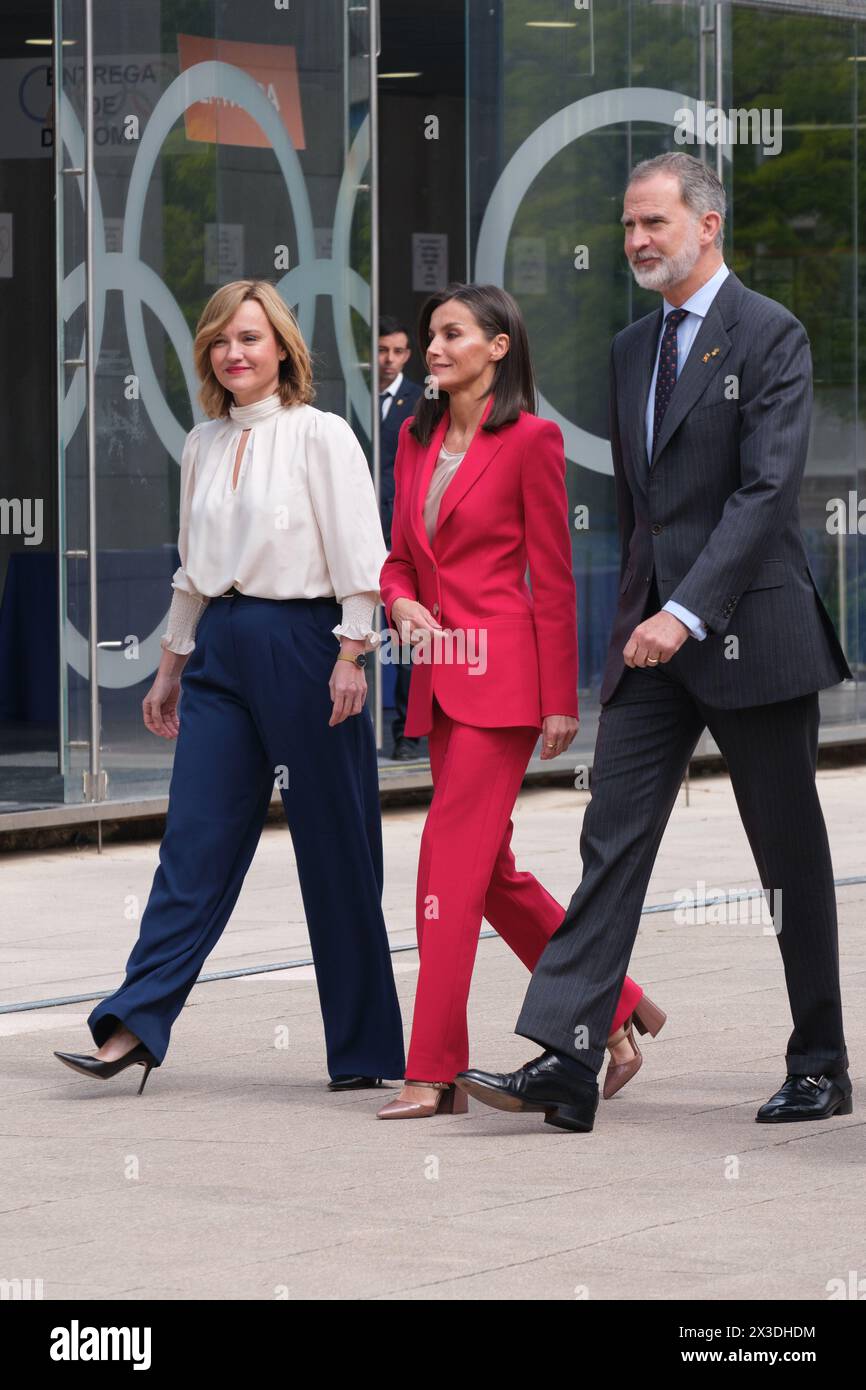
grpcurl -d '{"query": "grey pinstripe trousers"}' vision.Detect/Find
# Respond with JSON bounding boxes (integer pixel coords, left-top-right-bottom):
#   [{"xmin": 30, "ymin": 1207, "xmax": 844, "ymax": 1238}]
[{"xmin": 516, "ymin": 591, "xmax": 848, "ymax": 1082}]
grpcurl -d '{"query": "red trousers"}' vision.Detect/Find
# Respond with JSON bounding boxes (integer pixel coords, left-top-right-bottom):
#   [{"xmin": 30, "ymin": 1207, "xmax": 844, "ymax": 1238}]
[{"xmin": 405, "ymin": 698, "xmax": 643, "ymax": 1080}]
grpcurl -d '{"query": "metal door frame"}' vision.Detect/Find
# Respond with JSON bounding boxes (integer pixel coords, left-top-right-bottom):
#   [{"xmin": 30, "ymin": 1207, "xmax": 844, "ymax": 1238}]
[
  {"xmin": 52, "ymin": 0, "xmax": 105, "ymax": 804},
  {"xmin": 51, "ymin": 0, "xmax": 383, "ymax": 796}
]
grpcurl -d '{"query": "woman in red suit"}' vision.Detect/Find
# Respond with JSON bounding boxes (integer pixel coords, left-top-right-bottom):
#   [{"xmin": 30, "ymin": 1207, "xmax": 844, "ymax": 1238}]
[{"xmin": 377, "ymin": 283, "xmax": 664, "ymax": 1118}]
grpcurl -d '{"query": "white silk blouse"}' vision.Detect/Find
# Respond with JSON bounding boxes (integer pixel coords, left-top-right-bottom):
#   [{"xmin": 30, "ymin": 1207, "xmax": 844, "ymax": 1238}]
[{"xmin": 160, "ymin": 391, "xmax": 386, "ymax": 655}]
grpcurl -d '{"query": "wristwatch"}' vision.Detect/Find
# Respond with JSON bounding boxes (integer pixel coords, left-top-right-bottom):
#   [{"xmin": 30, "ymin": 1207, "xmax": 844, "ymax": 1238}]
[{"xmin": 337, "ymin": 651, "xmax": 368, "ymax": 669}]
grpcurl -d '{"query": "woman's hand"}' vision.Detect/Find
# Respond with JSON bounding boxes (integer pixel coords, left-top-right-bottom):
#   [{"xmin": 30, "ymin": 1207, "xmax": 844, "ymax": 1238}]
[
  {"xmin": 329, "ymin": 652, "xmax": 368, "ymax": 726},
  {"xmin": 143, "ymin": 673, "xmax": 182, "ymax": 739},
  {"xmin": 390, "ymin": 597, "xmax": 443, "ymax": 644},
  {"xmin": 540, "ymin": 714, "xmax": 578, "ymax": 760}
]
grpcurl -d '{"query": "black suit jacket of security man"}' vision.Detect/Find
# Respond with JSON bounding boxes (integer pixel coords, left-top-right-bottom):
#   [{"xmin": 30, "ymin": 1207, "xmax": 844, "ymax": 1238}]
[
  {"xmin": 380, "ymin": 375, "xmax": 424, "ymax": 514},
  {"xmin": 602, "ymin": 269, "xmax": 851, "ymax": 707}
]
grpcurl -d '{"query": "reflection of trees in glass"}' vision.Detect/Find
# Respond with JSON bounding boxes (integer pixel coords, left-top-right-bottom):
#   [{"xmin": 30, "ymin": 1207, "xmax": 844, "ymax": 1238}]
[
  {"xmin": 731, "ymin": 9, "xmax": 864, "ymax": 399},
  {"xmin": 470, "ymin": 0, "xmax": 864, "ymax": 674},
  {"xmin": 730, "ymin": 6, "xmax": 864, "ymax": 651},
  {"xmin": 468, "ymin": 0, "xmax": 707, "ymax": 687},
  {"xmin": 487, "ymin": 0, "xmax": 702, "ymax": 440},
  {"xmin": 479, "ymin": 0, "xmax": 701, "ymax": 674},
  {"xmin": 161, "ymin": 131, "xmax": 216, "ymax": 429},
  {"xmin": 508, "ymin": 133, "xmax": 665, "ymax": 441},
  {"xmin": 159, "ymin": 4, "xmax": 218, "ymax": 424},
  {"xmin": 351, "ymin": 182, "xmax": 372, "ymax": 398}
]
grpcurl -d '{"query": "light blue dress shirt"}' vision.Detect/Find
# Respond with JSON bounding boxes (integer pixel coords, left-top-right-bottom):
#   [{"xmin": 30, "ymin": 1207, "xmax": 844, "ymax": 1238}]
[{"xmin": 645, "ymin": 260, "xmax": 730, "ymax": 642}]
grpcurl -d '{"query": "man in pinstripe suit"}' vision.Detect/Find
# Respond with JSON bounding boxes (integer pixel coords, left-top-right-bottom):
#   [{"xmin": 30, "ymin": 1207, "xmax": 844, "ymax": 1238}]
[{"xmin": 458, "ymin": 152, "xmax": 853, "ymax": 1133}]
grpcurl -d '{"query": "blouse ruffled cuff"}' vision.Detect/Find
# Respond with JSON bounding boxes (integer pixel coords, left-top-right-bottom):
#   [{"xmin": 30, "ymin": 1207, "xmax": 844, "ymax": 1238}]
[
  {"xmin": 160, "ymin": 587, "xmax": 209, "ymax": 655},
  {"xmin": 159, "ymin": 633, "xmax": 196, "ymax": 656},
  {"xmin": 332, "ymin": 591, "xmax": 382, "ymax": 648}
]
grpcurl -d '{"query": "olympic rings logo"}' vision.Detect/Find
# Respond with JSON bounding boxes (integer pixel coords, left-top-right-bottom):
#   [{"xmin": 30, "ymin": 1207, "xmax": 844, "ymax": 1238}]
[{"xmin": 60, "ymin": 62, "xmax": 372, "ymax": 688}]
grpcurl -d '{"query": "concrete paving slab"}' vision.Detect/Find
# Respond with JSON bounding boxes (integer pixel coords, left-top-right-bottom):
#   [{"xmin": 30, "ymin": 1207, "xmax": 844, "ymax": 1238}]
[{"xmin": 0, "ymin": 766, "xmax": 863, "ymax": 1299}]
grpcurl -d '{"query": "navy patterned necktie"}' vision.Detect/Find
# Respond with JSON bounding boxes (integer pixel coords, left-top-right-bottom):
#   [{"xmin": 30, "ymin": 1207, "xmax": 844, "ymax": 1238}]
[
  {"xmin": 652, "ymin": 308, "xmax": 689, "ymax": 458},
  {"xmin": 380, "ymin": 390, "xmax": 390, "ymax": 421}
]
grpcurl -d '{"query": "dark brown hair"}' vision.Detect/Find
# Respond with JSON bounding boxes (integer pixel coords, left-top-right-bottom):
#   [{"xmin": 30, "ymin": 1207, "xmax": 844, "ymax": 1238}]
[{"xmin": 410, "ymin": 283, "xmax": 537, "ymax": 445}]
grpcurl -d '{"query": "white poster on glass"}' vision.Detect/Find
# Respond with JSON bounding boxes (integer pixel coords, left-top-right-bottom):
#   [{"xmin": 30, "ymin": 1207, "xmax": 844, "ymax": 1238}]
[
  {"xmin": 412, "ymin": 233, "xmax": 448, "ymax": 292},
  {"xmin": 204, "ymin": 224, "xmax": 245, "ymax": 284}
]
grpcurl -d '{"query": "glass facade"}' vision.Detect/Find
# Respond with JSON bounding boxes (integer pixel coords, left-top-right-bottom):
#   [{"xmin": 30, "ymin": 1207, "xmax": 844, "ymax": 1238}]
[
  {"xmin": 0, "ymin": 0, "xmax": 863, "ymax": 814},
  {"xmin": 467, "ymin": 0, "xmax": 865, "ymax": 758},
  {"xmin": 50, "ymin": 0, "xmax": 377, "ymax": 804}
]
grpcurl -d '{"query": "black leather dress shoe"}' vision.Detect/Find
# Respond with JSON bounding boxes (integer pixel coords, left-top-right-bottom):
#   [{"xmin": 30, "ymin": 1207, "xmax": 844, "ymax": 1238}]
[
  {"xmin": 756, "ymin": 1073, "xmax": 853, "ymax": 1123},
  {"xmin": 327, "ymin": 1075, "xmax": 383, "ymax": 1091},
  {"xmin": 455, "ymin": 1051, "xmax": 598, "ymax": 1132},
  {"xmin": 392, "ymin": 738, "xmax": 421, "ymax": 762}
]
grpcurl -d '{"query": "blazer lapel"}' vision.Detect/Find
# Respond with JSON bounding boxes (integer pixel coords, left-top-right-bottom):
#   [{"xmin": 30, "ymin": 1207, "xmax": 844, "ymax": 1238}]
[
  {"xmin": 412, "ymin": 411, "xmax": 449, "ymax": 564},
  {"xmin": 650, "ymin": 272, "xmax": 742, "ymax": 466},
  {"xmin": 412, "ymin": 394, "xmax": 503, "ymax": 558},
  {"xmin": 627, "ymin": 307, "xmax": 663, "ymax": 493}
]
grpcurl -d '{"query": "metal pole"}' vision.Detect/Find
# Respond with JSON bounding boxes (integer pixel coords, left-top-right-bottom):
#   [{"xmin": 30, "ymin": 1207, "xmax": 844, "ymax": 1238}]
[
  {"xmin": 52, "ymin": 1, "xmax": 66, "ymax": 779},
  {"xmin": 714, "ymin": 2, "xmax": 724, "ymax": 184},
  {"xmin": 842, "ymin": 28, "xmax": 858, "ymax": 666},
  {"xmin": 368, "ymin": 0, "xmax": 382, "ymax": 751},
  {"xmin": 84, "ymin": 0, "xmax": 101, "ymax": 803},
  {"xmin": 698, "ymin": 2, "xmax": 707, "ymax": 168}
]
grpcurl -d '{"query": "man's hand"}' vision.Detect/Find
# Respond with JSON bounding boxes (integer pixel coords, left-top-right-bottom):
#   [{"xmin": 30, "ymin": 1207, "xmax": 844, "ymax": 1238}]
[{"xmin": 623, "ymin": 611, "xmax": 690, "ymax": 669}]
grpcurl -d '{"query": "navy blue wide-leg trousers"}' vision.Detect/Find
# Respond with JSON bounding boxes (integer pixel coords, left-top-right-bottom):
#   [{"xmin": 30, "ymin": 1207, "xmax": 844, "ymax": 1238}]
[{"xmin": 88, "ymin": 594, "xmax": 406, "ymax": 1080}]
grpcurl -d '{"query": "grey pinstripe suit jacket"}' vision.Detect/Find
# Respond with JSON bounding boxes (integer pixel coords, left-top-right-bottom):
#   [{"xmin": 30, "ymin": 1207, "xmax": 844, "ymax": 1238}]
[{"xmin": 600, "ymin": 269, "xmax": 852, "ymax": 708}]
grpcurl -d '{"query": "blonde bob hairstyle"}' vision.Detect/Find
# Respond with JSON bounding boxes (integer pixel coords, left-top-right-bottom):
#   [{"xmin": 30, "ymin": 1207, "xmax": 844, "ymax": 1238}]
[{"xmin": 194, "ymin": 279, "xmax": 316, "ymax": 419}]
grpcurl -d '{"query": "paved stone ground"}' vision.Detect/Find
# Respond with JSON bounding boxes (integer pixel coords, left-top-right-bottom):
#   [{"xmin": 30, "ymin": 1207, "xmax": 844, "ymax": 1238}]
[{"xmin": 1, "ymin": 766, "xmax": 863, "ymax": 1300}]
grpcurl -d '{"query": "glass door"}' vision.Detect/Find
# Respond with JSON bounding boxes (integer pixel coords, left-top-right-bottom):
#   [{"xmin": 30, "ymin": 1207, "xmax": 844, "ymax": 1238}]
[
  {"xmin": 0, "ymin": 0, "xmax": 62, "ymax": 811},
  {"xmin": 729, "ymin": 0, "xmax": 865, "ymax": 736},
  {"xmin": 53, "ymin": 0, "xmax": 379, "ymax": 804},
  {"xmin": 466, "ymin": 0, "xmax": 731, "ymax": 759}
]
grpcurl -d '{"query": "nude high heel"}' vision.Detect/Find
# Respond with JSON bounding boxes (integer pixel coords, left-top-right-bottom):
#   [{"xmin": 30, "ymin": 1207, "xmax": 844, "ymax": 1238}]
[
  {"xmin": 603, "ymin": 1022, "xmax": 643, "ymax": 1099},
  {"xmin": 376, "ymin": 1080, "xmax": 469, "ymax": 1119},
  {"xmin": 603, "ymin": 993, "xmax": 667, "ymax": 1100},
  {"xmin": 632, "ymin": 992, "xmax": 667, "ymax": 1037}
]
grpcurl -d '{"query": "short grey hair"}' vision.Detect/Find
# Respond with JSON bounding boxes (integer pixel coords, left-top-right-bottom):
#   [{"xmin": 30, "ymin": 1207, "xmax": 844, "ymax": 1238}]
[{"xmin": 627, "ymin": 152, "xmax": 726, "ymax": 250}]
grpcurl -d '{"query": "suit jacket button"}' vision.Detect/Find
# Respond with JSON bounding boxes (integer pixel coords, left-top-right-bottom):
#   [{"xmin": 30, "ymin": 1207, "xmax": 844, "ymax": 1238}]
[
  {"xmin": 651, "ymin": 523, "xmax": 663, "ymax": 534},
  {"xmin": 432, "ymin": 602, "xmax": 440, "ymax": 616}
]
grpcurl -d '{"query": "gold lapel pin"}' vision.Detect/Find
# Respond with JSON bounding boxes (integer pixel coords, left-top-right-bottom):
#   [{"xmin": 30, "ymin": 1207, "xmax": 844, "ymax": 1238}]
[
  {"xmin": 397, "ymin": 398, "xmax": 404, "ymax": 406},
  {"xmin": 701, "ymin": 347, "xmax": 721, "ymax": 362}
]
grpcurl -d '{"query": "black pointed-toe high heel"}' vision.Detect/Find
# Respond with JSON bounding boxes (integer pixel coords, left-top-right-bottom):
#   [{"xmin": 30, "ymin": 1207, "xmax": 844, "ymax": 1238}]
[
  {"xmin": 53, "ymin": 1043, "xmax": 158, "ymax": 1095},
  {"xmin": 327, "ymin": 1074, "xmax": 383, "ymax": 1091}
]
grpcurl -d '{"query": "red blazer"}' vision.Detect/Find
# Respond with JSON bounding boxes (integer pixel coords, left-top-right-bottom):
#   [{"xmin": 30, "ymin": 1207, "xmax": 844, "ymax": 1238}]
[{"xmin": 379, "ymin": 395, "xmax": 579, "ymax": 737}]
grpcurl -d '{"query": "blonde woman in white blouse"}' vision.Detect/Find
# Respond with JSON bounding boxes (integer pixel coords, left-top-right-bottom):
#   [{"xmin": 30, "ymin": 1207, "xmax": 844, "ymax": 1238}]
[{"xmin": 54, "ymin": 280, "xmax": 406, "ymax": 1095}]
